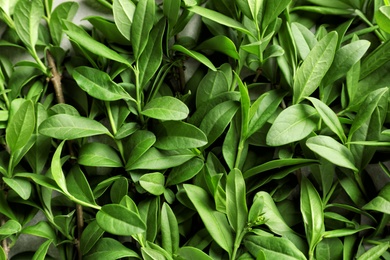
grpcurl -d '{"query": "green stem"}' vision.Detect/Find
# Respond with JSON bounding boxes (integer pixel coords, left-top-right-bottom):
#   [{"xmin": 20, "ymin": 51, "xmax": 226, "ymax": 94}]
[
  {"xmin": 0, "ymin": 10, "xmax": 15, "ymax": 30},
  {"xmin": 354, "ymin": 9, "xmax": 386, "ymax": 42},
  {"xmin": 231, "ymin": 229, "xmax": 247, "ymax": 260},
  {"xmin": 133, "ymin": 65, "xmax": 145, "ymax": 124},
  {"xmin": 105, "ymin": 102, "xmax": 125, "ymax": 162},
  {"xmin": 234, "ymin": 139, "xmax": 245, "ymax": 169}
]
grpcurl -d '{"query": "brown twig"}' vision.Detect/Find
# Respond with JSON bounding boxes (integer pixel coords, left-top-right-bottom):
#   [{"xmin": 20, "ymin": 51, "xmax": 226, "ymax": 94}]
[
  {"xmin": 1, "ymin": 217, "xmax": 9, "ymax": 258},
  {"xmin": 75, "ymin": 204, "xmax": 83, "ymax": 260}
]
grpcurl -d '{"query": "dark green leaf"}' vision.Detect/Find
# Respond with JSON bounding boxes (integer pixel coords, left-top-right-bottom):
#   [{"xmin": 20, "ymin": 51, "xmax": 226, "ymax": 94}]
[
  {"xmin": 49, "ymin": 2, "xmax": 79, "ymax": 46},
  {"xmin": 78, "ymin": 143, "xmax": 123, "ymax": 168},
  {"xmin": 125, "ymin": 130, "xmax": 156, "ymax": 168},
  {"xmin": 139, "ymin": 172, "xmax": 165, "ymax": 195},
  {"xmin": 80, "ymin": 220, "xmax": 105, "ymax": 255},
  {"xmin": 291, "ymin": 22, "xmax": 317, "ymax": 60},
  {"xmin": 161, "ymin": 203, "xmax": 179, "ymax": 255},
  {"xmin": 226, "ymin": 169, "xmax": 247, "ymax": 233},
  {"xmin": 21, "ymin": 221, "xmax": 56, "ymax": 240},
  {"xmin": 196, "ymin": 35, "xmax": 239, "ymax": 60},
  {"xmin": 66, "ymin": 166, "xmax": 97, "ymax": 206},
  {"xmin": 262, "ymin": 0, "xmax": 291, "ymax": 30},
  {"xmin": 172, "ymin": 45, "xmax": 217, "ymax": 71},
  {"xmin": 196, "ymin": 69, "xmax": 229, "ymax": 108},
  {"xmin": 166, "ymin": 157, "xmax": 204, "ymax": 186},
  {"xmin": 84, "ymin": 238, "xmax": 140, "ymax": 260},
  {"xmin": 360, "ymin": 40, "xmax": 390, "ymax": 79},
  {"xmin": 362, "ymin": 183, "xmax": 390, "ymax": 214},
  {"xmin": 142, "ymin": 96, "xmax": 189, "ymax": 120}
]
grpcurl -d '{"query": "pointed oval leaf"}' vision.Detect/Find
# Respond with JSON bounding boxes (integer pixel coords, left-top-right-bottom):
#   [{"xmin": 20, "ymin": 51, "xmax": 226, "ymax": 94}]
[
  {"xmin": 80, "ymin": 220, "xmax": 105, "ymax": 255},
  {"xmin": 196, "ymin": 35, "xmax": 239, "ymax": 60},
  {"xmin": 166, "ymin": 157, "xmax": 204, "ymax": 186},
  {"xmin": 84, "ymin": 238, "xmax": 140, "ymax": 260},
  {"xmin": 32, "ymin": 239, "xmax": 52, "ymax": 260},
  {"xmin": 39, "ymin": 114, "xmax": 110, "ymax": 140},
  {"xmin": 266, "ymin": 104, "xmax": 319, "ymax": 146},
  {"xmin": 376, "ymin": 6, "xmax": 390, "ymax": 34},
  {"xmin": 293, "ymin": 32, "xmax": 338, "ymax": 104},
  {"xmin": 176, "ymin": 247, "xmax": 213, "ymax": 260},
  {"xmin": 357, "ymin": 242, "xmax": 390, "ymax": 260},
  {"xmin": 142, "ymin": 96, "xmax": 189, "ymax": 120},
  {"xmin": 125, "ymin": 130, "xmax": 156, "ymax": 168},
  {"xmin": 154, "ymin": 121, "xmax": 208, "ymax": 150},
  {"xmin": 226, "ymin": 169, "xmax": 247, "ymax": 233},
  {"xmin": 139, "ymin": 172, "xmax": 165, "ymax": 195},
  {"xmin": 78, "ymin": 143, "xmax": 123, "ymax": 168},
  {"xmin": 113, "ymin": 0, "xmax": 135, "ymax": 41},
  {"xmin": 196, "ymin": 69, "xmax": 229, "ymax": 108},
  {"xmin": 172, "ymin": 45, "xmax": 217, "ymax": 71},
  {"xmin": 0, "ymin": 219, "xmax": 21, "ymax": 235},
  {"xmin": 161, "ymin": 203, "xmax": 179, "ymax": 255},
  {"xmin": 51, "ymin": 140, "xmax": 69, "ymax": 194},
  {"xmin": 73, "ymin": 66, "xmax": 134, "ymax": 101},
  {"xmin": 66, "ymin": 166, "xmax": 97, "ymax": 206},
  {"xmin": 14, "ymin": 0, "xmax": 43, "ymax": 48},
  {"xmin": 306, "ymin": 135, "xmax": 358, "ymax": 171},
  {"xmin": 49, "ymin": 2, "xmax": 79, "ymax": 46},
  {"xmin": 96, "ymin": 204, "xmax": 146, "ymax": 236},
  {"xmin": 3, "ymin": 177, "xmax": 32, "ymax": 200},
  {"xmin": 21, "ymin": 221, "xmax": 56, "ymax": 240}
]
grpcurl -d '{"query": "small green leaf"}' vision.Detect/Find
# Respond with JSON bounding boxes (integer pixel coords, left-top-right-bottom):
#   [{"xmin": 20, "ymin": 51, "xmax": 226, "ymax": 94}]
[
  {"xmin": 293, "ymin": 31, "xmax": 338, "ymax": 104},
  {"xmin": 176, "ymin": 247, "xmax": 213, "ymax": 260},
  {"xmin": 21, "ymin": 221, "xmax": 56, "ymax": 241},
  {"xmin": 14, "ymin": 0, "xmax": 43, "ymax": 48},
  {"xmin": 196, "ymin": 35, "xmax": 239, "ymax": 60},
  {"xmin": 49, "ymin": 2, "xmax": 78, "ymax": 46},
  {"xmin": 96, "ymin": 204, "xmax": 146, "ymax": 236},
  {"xmin": 113, "ymin": 0, "xmax": 135, "ymax": 41},
  {"xmin": 78, "ymin": 143, "xmax": 123, "ymax": 168},
  {"xmin": 0, "ymin": 219, "xmax": 21, "ymax": 236},
  {"xmin": 73, "ymin": 66, "xmax": 134, "ymax": 102},
  {"xmin": 306, "ymin": 135, "xmax": 357, "ymax": 171},
  {"xmin": 357, "ymin": 242, "xmax": 390, "ymax": 260},
  {"xmin": 266, "ymin": 104, "xmax": 318, "ymax": 146},
  {"xmin": 375, "ymin": 6, "xmax": 390, "ymax": 34},
  {"xmin": 184, "ymin": 184, "xmax": 233, "ymax": 256},
  {"xmin": 163, "ymin": 0, "xmax": 181, "ymax": 26},
  {"xmin": 360, "ymin": 39, "xmax": 390, "ymax": 79},
  {"xmin": 50, "ymin": 140, "xmax": 69, "ymax": 194},
  {"xmin": 142, "ymin": 96, "xmax": 189, "ymax": 120},
  {"xmin": 196, "ymin": 69, "xmax": 229, "ymax": 108},
  {"xmin": 291, "ymin": 22, "xmax": 317, "ymax": 60},
  {"xmin": 66, "ymin": 166, "xmax": 97, "ymax": 206},
  {"xmin": 262, "ymin": 0, "xmax": 291, "ymax": 30},
  {"xmin": 154, "ymin": 121, "xmax": 208, "ymax": 150},
  {"xmin": 80, "ymin": 220, "xmax": 105, "ymax": 255},
  {"xmin": 39, "ymin": 114, "xmax": 111, "ymax": 140},
  {"xmin": 226, "ymin": 169, "xmax": 247, "ymax": 233},
  {"xmin": 3, "ymin": 177, "xmax": 32, "ymax": 200},
  {"xmin": 161, "ymin": 203, "xmax": 179, "ymax": 255},
  {"xmin": 166, "ymin": 157, "xmax": 204, "ymax": 186},
  {"xmin": 125, "ymin": 130, "xmax": 156, "ymax": 168},
  {"xmin": 139, "ymin": 172, "xmax": 165, "ymax": 196},
  {"xmin": 84, "ymin": 238, "xmax": 140, "ymax": 260},
  {"xmin": 32, "ymin": 239, "xmax": 53, "ymax": 260},
  {"xmin": 6, "ymin": 99, "xmax": 35, "ymax": 153},
  {"xmin": 362, "ymin": 183, "xmax": 390, "ymax": 214},
  {"xmin": 172, "ymin": 45, "xmax": 217, "ymax": 71}
]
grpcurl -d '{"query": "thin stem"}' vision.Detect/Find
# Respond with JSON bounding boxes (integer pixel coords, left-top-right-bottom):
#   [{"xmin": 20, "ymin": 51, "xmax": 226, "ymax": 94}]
[
  {"xmin": 46, "ymin": 50, "xmax": 65, "ymax": 103},
  {"xmin": 133, "ymin": 65, "xmax": 145, "ymax": 124},
  {"xmin": 231, "ymin": 229, "xmax": 247, "ymax": 260},
  {"xmin": 105, "ymin": 102, "xmax": 125, "ymax": 161},
  {"xmin": 354, "ymin": 9, "xmax": 386, "ymax": 42},
  {"xmin": 234, "ymin": 139, "xmax": 245, "ymax": 169},
  {"xmin": 75, "ymin": 204, "xmax": 83, "ymax": 260}
]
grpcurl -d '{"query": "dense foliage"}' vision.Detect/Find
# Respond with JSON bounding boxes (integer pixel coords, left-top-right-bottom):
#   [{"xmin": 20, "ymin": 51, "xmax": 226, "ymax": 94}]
[{"xmin": 0, "ymin": 0, "xmax": 390, "ymax": 259}]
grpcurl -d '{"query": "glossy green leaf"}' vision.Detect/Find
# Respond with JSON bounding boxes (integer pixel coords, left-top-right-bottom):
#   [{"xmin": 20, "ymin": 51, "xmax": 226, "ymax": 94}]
[
  {"xmin": 3, "ymin": 177, "xmax": 32, "ymax": 200},
  {"xmin": 84, "ymin": 238, "xmax": 140, "ymax": 260},
  {"xmin": 14, "ymin": 0, "xmax": 43, "ymax": 48},
  {"xmin": 315, "ymin": 238, "xmax": 343, "ymax": 260},
  {"xmin": 78, "ymin": 143, "xmax": 123, "ymax": 168},
  {"xmin": 63, "ymin": 21, "xmax": 131, "ymax": 66},
  {"xmin": 323, "ymin": 40, "xmax": 370, "ymax": 86},
  {"xmin": 357, "ymin": 242, "xmax": 389, "ymax": 260},
  {"xmin": 80, "ymin": 220, "xmax": 105, "ymax": 255},
  {"xmin": 360, "ymin": 40, "xmax": 390, "ymax": 79},
  {"xmin": 161, "ymin": 203, "xmax": 179, "ymax": 255},
  {"xmin": 166, "ymin": 157, "xmax": 204, "ymax": 186},
  {"xmin": 293, "ymin": 32, "xmax": 338, "ymax": 104},
  {"xmin": 0, "ymin": 219, "xmax": 21, "ymax": 235},
  {"xmin": 86, "ymin": 16, "xmax": 130, "ymax": 45},
  {"xmin": 184, "ymin": 184, "xmax": 233, "ymax": 256},
  {"xmin": 125, "ymin": 130, "xmax": 156, "ymax": 168},
  {"xmin": 323, "ymin": 225, "xmax": 373, "ymax": 238},
  {"xmin": 292, "ymin": 6, "xmax": 354, "ymax": 15},
  {"xmin": 138, "ymin": 19, "xmax": 165, "ymax": 88},
  {"xmin": 154, "ymin": 121, "xmax": 208, "ymax": 150},
  {"xmin": 300, "ymin": 177, "xmax": 324, "ymax": 254},
  {"xmin": 375, "ymin": 6, "xmax": 390, "ymax": 34},
  {"xmin": 196, "ymin": 35, "xmax": 239, "ymax": 60},
  {"xmin": 188, "ymin": 5, "xmax": 252, "ymax": 36},
  {"xmin": 262, "ymin": 0, "xmax": 291, "ymax": 30},
  {"xmin": 21, "ymin": 221, "xmax": 56, "ymax": 240},
  {"xmin": 307, "ymin": 97, "xmax": 346, "ymax": 143},
  {"xmin": 196, "ymin": 69, "xmax": 229, "ymax": 108},
  {"xmin": 164, "ymin": 0, "xmax": 181, "ymax": 27},
  {"xmin": 131, "ymin": 0, "xmax": 155, "ymax": 60},
  {"xmin": 362, "ymin": 183, "xmax": 390, "ymax": 214},
  {"xmin": 127, "ymin": 148, "xmax": 195, "ymax": 170},
  {"xmin": 66, "ymin": 166, "xmax": 97, "ymax": 206},
  {"xmin": 307, "ymin": 135, "xmax": 357, "ymax": 171},
  {"xmin": 73, "ymin": 66, "xmax": 134, "ymax": 101},
  {"xmin": 291, "ymin": 22, "xmax": 317, "ymax": 60},
  {"xmin": 141, "ymin": 96, "xmax": 189, "ymax": 120},
  {"xmin": 266, "ymin": 104, "xmax": 319, "ymax": 146},
  {"xmin": 176, "ymin": 247, "xmax": 213, "ymax": 260},
  {"xmin": 6, "ymin": 99, "xmax": 35, "ymax": 153},
  {"xmin": 113, "ymin": 0, "xmax": 135, "ymax": 41},
  {"xmin": 139, "ymin": 172, "xmax": 165, "ymax": 195},
  {"xmin": 172, "ymin": 45, "xmax": 217, "ymax": 71},
  {"xmin": 49, "ymin": 2, "xmax": 79, "ymax": 46},
  {"xmin": 244, "ymin": 235, "xmax": 306, "ymax": 260},
  {"xmin": 199, "ymin": 100, "xmax": 239, "ymax": 148},
  {"xmin": 226, "ymin": 169, "xmax": 247, "ymax": 233},
  {"xmin": 96, "ymin": 204, "xmax": 146, "ymax": 236},
  {"xmin": 32, "ymin": 239, "xmax": 52, "ymax": 260},
  {"xmin": 141, "ymin": 247, "xmax": 167, "ymax": 260},
  {"xmin": 39, "ymin": 114, "xmax": 111, "ymax": 140},
  {"xmin": 50, "ymin": 140, "xmax": 69, "ymax": 194}
]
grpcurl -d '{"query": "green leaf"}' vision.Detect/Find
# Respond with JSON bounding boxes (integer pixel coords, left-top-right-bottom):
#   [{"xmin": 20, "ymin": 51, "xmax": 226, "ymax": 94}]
[
  {"xmin": 199, "ymin": 100, "xmax": 239, "ymax": 148},
  {"xmin": 0, "ymin": 219, "xmax": 21, "ymax": 236},
  {"xmin": 96, "ymin": 204, "xmax": 146, "ymax": 236},
  {"xmin": 142, "ymin": 96, "xmax": 189, "ymax": 120},
  {"xmin": 166, "ymin": 157, "xmax": 204, "ymax": 186},
  {"xmin": 244, "ymin": 235, "xmax": 306, "ymax": 260},
  {"xmin": 63, "ymin": 20, "xmax": 131, "ymax": 66},
  {"xmin": 39, "ymin": 114, "xmax": 111, "ymax": 140},
  {"xmin": 125, "ymin": 130, "xmax": 156, "ymax": 168},
  {"xmin": 176, "ymin": 246, "xmax": 213, "ymax": 260},
  {"xmin": 375, "ymin": 6, "xmax": 390, "ymax": 34},
  {"xmin": 50, "ymin": 141, "xmax": 69, "ymax": 194},
  {"xmin": 49, "ymin": 1, "xmax": 78, "ymax": 46},
  {"xmin": 113, "ymin": 0, "xmax": 135, "ymax": 41},
  {"xmin": 3, "ymin": 177, "xmax": 32, "ymax": 200},
  {"xmin": 196, "ymin": 35, "xmax": 239, "ymax": 60},
  {"xmin": 315, "ymin": 238, "xmax": 343, "ymax": 260},
  {"xmin": 183, "ymin": 184, "xmax": 233, "ymax": 256},
  {"xmin": 110, "ymin": 177, "xmax": 129, "ymax": 204},
  {"xmin": 84, "ymin": 238, "xmax": 140, "ymax": 260},
  {"xmin": 291, "ymin": 22, "xmax": 317, "ymax": 60},
  {"xmin": 226, "ymin": 169, "xmax": 247, "ymax": 233},
  {"xmin": 154, "ymin": 121, "xmax": 208, "ymax": 150},
  {"xmin": 131, "ymin": 0, "xmax": 155, "ymax": 60},
  {"xmin": 32, "ymin": 239, "xmax": 52, "ymax": 260},
  {"xmin": 86, "ymin": 16, "xmax": 130, "ymax": 46},
  {"xmin": 78, "ymin": 143, "xmax": 123, "ymax": 168},
  {"xmin": 14, "ymin": 0, "xmax": 43, "ymax": 48},
  {"xmin": 293, "ymin": 31, "xmax": 338, "ymax": 104},
  {"xmin": 163, "ymin": 0, "xmax": 181, "ymax": 26},
  {"xmin": 161, "ymin": 203, "xmax": 179, "ymax": 255},
  {"xmin": 127, "ymin": 148, "xmax": 195, "ymax": 170},
  {"xmin": 21, "ymin": 221, "xmax": 56, "ymax": 241},
  {"xmin": 80, "ymin": 220, "xmax": 105, "ymax": 255},
  {"xmin": 360, "ymin": 40, "xmax": 390, "ymax": 79},
  {"xmin": 138, "ymin": 197, "xmax": 159, "ymax": 243},
  {"xmin": 306, "ymin": 135, "xmax": 357, "ymax": 171},
  {"xmin": 6, "ymin": 99, "xmax": 35, "ymax": 153},
  {"xmin": 266, "ymin": 104, "xmax": 318, "ymax": 146},
  {"xmin": 307, "ymin": 97, "xmax": 346, "ymax": 143},
  {"xmin": 362, "ymin": 183, "xmax": 390, "ymax": 214},
  {"xmin": 300, "ymin": 177, "xmax": 324, "ymax": 254},
  {"xmin": 357, "ymin": 242, "xmax": 390, "ymax": 260},
  {"xmin": 172, "ymin": 45, "xmax": 217, "ymax": 71},
  {"xmin": 73, "ymin": 66, "xmax": 134, "ymax": 102},
  {"xmin": 196, "ymin": 69, "xmax": 229, "ymax": 108},
  {"xmin": 139, "ymin": 172, "xmax": 165, "ymax": 196},
  {"xmin": 188, "ymin": 5, "xmax": 253, "ymax": 36},
  {"xmin": 322, "ymin": 225, "xmax": 373, "ymax": 238},
  {"xmin": 262, "ymin": 0, "xmax": 291, "ymax": 30},
  {"xmin": 138, "ymin": 19, "xmax": 165, "ymax": 88},
  {"xmin": 66, "ymin": 166, "xmax": 97, "ymax": 206},
  {"xmin": 323, "ymin": 40, "xmax": 370, "ymax": 86}
]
